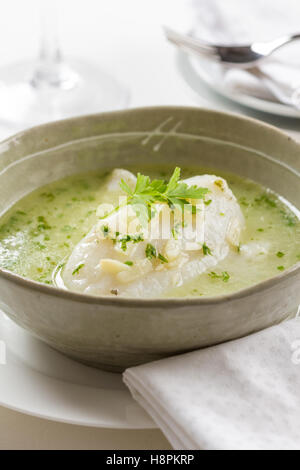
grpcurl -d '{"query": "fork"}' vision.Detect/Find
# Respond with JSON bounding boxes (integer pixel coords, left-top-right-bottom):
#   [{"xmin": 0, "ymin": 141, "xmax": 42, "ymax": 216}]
[{"xmin": 164, "ymin": 27, "xmax": 300, "ymax": 68}]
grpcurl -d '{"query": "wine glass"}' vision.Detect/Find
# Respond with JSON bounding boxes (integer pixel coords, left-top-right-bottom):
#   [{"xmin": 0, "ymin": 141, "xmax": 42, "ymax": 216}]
[{"xmin": 0, "ymin": 0, "xmax": 129, "ymax": 131}]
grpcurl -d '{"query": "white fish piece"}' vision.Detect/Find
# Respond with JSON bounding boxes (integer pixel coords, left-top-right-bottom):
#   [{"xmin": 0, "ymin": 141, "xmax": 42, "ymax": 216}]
[
  {"xmin": 240, "ymin": 241, "xmax": 270, "ymax": 259},
  {"xmin": 62, "ymin": 170, "xmax": 245, "ymax": 298}
]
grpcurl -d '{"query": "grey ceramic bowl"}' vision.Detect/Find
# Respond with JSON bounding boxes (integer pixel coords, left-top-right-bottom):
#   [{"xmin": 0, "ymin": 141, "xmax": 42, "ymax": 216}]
[{"xmin": 0, "ymin": 107, "xmax": 299, "ymax": 372}]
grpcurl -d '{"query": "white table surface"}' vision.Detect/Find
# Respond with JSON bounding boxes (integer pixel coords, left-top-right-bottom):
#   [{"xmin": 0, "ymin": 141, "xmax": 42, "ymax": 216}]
[{"xmin": 0, "ymin": 0, "xmax": 298, "ymax": 450}]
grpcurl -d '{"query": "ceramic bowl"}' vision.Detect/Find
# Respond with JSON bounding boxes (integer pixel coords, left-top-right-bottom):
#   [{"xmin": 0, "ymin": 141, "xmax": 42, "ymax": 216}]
[{"xmin": 0, "ymin": 107, "xmax": 299, "ymax": 372}]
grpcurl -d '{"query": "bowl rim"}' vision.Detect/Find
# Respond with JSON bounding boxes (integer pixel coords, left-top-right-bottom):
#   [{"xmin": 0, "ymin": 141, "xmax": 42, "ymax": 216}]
[{"xmin": 0, "ymin": 105, "xmax": 299, "ymax": 307}]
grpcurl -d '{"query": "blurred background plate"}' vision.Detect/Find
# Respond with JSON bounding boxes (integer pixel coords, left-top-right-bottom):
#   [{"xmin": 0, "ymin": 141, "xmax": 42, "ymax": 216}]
[{"xmin": 179, "ymin": 52, "xmax": 300, "ymax": 119}]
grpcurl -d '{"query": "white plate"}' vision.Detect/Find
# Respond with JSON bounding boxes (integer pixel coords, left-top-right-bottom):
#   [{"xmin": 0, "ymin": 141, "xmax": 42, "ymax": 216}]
[
  {"xmin": 178, "ymin": 52, "xmax": 300, "ymax": 119},
  {"xmin": 0, "ymin": 311, "xmax": 155, "ymax": 429}
]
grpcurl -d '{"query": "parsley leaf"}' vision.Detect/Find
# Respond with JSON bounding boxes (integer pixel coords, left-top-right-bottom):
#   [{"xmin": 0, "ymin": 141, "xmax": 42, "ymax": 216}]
[
  {"xmin": 202, "ymin": 243, "xmax": 212, "ymax": 256},
  {"xmin": 145, "ymin": 243, "xmax": 157, "ymax": 259},
  {"xmin": 119, "ymin": 167, "xmax": 209, "ymax": 226},
  {"xmin": 209, "ymin": 271, "xmax": 230, "ymax": 282},
  {"xmin": 72, "ymin": 263, "xmax": 85, "ymax": 275}
]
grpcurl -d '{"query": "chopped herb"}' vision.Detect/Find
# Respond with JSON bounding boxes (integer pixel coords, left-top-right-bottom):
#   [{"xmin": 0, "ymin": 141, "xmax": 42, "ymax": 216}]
[
  {"xmin": 255, "ymin": 193, "xmax": 277, "ymax": 208},
  {"xmin": 72, "ymin": 263, "xmax": 85, "ymax": 275},
  {"xmin": 114, "ymin": 233, "xmax": 144, "ymax": 251},
  {"xmin": 219, "ymin": 212, "xmax": 225, "ymax": 216},
  {"xmin": 237, "ymin": 243, "xmax": 241, "ymax": 253},
  {"xmin": 120, "ymin": 235, "xmax": 131, "ymax": 252},
  {"xmin": 209, "ymin": 271, "xmax": 230, "ymax": 282},
  {"xmin": 277, "ymin": 266, "xmax": 285, "ymax": 271},
  {"xmin": 214, "ymin": 180, "xmax": 224, "ymax": 191},
  {"xmin": 204, "ymin": 199, "xmax": 212, "ymax": 206},
  {"xmin": 158, "ymin": 253, "xmax": 168, "ymax": 263},
  {"xmin": 101, "ymin": 225, "xmax": 109, "ymax": 237},
  {"xmin": 172, "ymin": 227, "xmax": 178, "ymax": 240},
  {"xmin": 280, "ymin": 210, "xmax": 297, "ymax": 227},
  {"xmin": 202, "ymin": 243, "xmax": 212, "ymax": 256},
  {"xmin": 16, "ymin": 210, "xmax": 26, "ymax": 216},
  {"xmin": 34, "ymin": 242, "xmax": 46, "ymax": 250},
  {"xmin": 131, "ymin": 234, "xmax": 144, "ymax": 243},
  {"xmin": 222, "ymin": 271, "xmax": 230, "ymax": 282},
  {"xmin": 145, "ymin": 243, "xmax": 157, "ymax": 260},
  {"xmin": 257, "ymin": 228, "xmax": 264, "ymax": 232},
  {"xmin": 40, "ymin": 192, "xmax": 55, "ymax": 202},
  {"xmin": 124, "ymin": 261, "xmax": 133, "ymax": 266},
  {"xmin": 239, "ymin": 197, "xmax": 250, "ymax": 207},
  {"xmin": 276, "ymin": 251, "xmax": 285, "ymax": 258}
]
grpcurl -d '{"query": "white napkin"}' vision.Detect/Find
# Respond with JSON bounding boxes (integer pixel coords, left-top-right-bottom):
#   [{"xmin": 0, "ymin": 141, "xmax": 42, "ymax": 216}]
[
  {"xmin": 188, "ymin": 0, "xmax": 300, "ymax": 106},
  {"xmin": 124, "ymin": 318, "xmax": 300, "ymax": 450}
]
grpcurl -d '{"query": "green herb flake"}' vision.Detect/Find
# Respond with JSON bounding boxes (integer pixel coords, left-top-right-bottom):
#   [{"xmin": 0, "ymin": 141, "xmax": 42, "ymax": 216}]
[
  {"xmin": 276, "ymin": 251, "xmax": 285, "ymax": 258},
  {"xmin": 145, "ymin": 243, "xmax": 157, "ymax": 260},
  {"xmin": 158, "ymin": 253, "xmax": 168, "ymax": 263},
  {"xmin": 202, "ymin": 243, "xmax": 212, "ymax": 256},
  {"xmin": 101, "ymin": 225, "xmax": 109, "ymax": 237},
  {"xmin": 255, "ymin": 193, "xmax": 277, "ymax": 208},
  {"xmin": 124, "ymin": 261, "xmax": 133, "ymax": 266},
  {"xmin": 280, "ymin": 210, "xmax": 297, "ymax": 227},
  {"xmin": 72, "ymin": 263, "xmax": 85, "ymax": 275},
  {"xmin": 214, "ymin": 180, "xmax": 224, "ymax": 191},
  {"xmin": 204, "ymin": 199, "xmax": 212, "ymax": 206},
  {"xmin": 209, "ymin": 271, "xmax": 230, "ymax": 282},
  {"xmin": 277, "ymin": 266, "xmax": 285, "ymax": 271},
  {"xmin": 172, "ymin": 228, "xmax": 178, "ymax": 240}
]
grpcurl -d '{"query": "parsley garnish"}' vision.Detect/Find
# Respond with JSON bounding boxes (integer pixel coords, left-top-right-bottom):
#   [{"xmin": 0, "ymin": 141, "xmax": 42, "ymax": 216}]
[
  {"xmin": 276, "ymin": 251, "xmax": 285, "ymax": 258},
  {"xmin": 209, "ymin": 271, "xmax": 230, "ymax": 282},
  {"xmin": 214, "ymin": 180, "xmax": 224, "ymax": 191},
  {"xmin": 101, "ymin": 225, "xmax": 109, "ymax": 236},
  {"xmin": 145, "ymin": 243, "xmax": 157, "ymax": 259},
  {"xmin": 124, "ymin": 261, "xmax": 133, "ymax": 266},
  {"xmin": 117, "ymin": 233, "xmax": 144, "ymax": 252},
  {"xmin": 202, "ymin": 243, "xmax": 212, "ymax": 256},
  {"xmin": 158, "ymin": 253, "xmax": 168, "ymax": 263},
  {"xmin": 72, "ymin": 263, "xmax": 85, "ymax": 275},
  {"xmin": 145, "ymin": 244, "xmax": 168, "ymax": 264},
  {"xmin": 119, "ymin": 167, "xmax": 208, "ymax": 226},
  {"xmin": 277, "ymin": 266, "xmax": 285, "ymax": 271},
  {"xmin": 255, "ymin": 193, "xmax": 277, "ymax": 208},
  {"xmin": 280, "ymin": 210, "xmax": 297, "ymax": 227}
]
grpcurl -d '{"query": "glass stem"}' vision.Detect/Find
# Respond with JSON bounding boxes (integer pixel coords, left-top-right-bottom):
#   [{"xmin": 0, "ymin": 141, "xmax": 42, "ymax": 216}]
[{"xmin": 31, "ymin": 0, "xmax": 78, "ymax": 90}]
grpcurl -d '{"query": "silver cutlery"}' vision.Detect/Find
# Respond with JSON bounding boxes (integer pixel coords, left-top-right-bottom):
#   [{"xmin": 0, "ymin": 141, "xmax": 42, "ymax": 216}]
[{"xmin": 164, "ymin": 27, "xmax": 300, "ymax": 68}]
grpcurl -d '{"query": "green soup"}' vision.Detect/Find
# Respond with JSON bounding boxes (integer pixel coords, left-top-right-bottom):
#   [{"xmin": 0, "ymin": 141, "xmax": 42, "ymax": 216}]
[{"xmin": 0, "ymin": 167, "xmax": 299, "ymax": 297}]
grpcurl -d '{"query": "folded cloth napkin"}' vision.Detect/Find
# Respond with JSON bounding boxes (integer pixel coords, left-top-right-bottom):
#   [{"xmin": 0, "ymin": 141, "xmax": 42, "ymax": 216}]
[
  {"xmin": 187, "ymin": 0, "xmax": 300, "ymax": 106},
  {"xmin": 123, "ymin": 318, "xmax": 300, "ymax": 450}
]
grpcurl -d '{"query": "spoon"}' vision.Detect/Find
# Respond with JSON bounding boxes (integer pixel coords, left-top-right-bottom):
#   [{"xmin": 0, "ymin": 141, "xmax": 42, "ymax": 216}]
[{"xmin": 165, "ymin": 27, "xmax": 300, "ymax": 68}]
